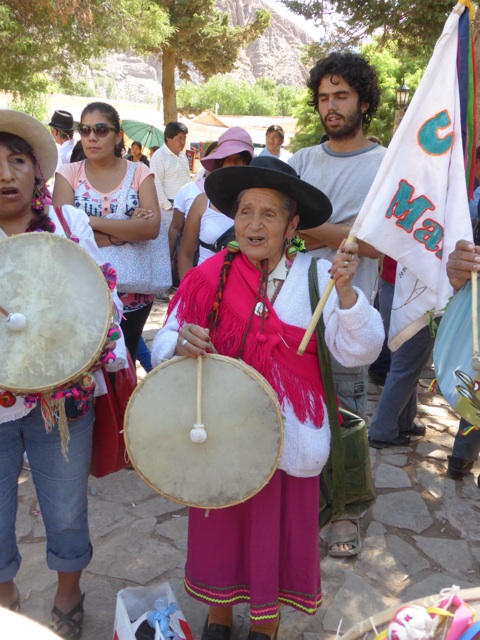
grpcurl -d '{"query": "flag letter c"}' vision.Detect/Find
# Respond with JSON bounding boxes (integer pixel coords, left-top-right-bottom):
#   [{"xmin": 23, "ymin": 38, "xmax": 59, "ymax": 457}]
[{"xmin": 417, "ymin": 110, "xmax": 453, "ymax": 156}]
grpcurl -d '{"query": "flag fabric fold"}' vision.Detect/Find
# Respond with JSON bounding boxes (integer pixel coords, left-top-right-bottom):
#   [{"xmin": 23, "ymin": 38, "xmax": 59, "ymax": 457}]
[{"xmin": 352, "ymin": 1, "xmax": 475, "ymax": 351}]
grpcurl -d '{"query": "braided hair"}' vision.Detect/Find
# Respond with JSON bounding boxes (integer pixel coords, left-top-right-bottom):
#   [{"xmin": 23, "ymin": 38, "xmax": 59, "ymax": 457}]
[{"xmin": 0, "ymin": 132, "xmax": 54, "ymax": 233}]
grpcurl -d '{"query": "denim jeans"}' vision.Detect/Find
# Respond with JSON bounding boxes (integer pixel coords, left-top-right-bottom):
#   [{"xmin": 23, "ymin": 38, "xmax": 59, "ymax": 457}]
[
  {"xmin": 0, "ymin": 405, "xmax": 94, "ymax": 582},
  {"xmin": 368, "ymin": 324, "xmax": 435, "ymax": 442}
]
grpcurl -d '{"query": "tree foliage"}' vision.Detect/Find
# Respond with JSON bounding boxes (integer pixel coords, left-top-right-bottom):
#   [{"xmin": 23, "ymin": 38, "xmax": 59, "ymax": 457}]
[
  {"xmin": 145, "ymin": 0, "xmax": 271, "ymax": 122},
  {"xmin": 0, "ymin": 0, "xmax": 171, "ymax": 97},
  {"xmin": 279, "ymin": 0, "xmax": 456, "ymax": 51},
  {"xmin": 177, "ymin": 76, "xmax": 301, "ymax": 117}
]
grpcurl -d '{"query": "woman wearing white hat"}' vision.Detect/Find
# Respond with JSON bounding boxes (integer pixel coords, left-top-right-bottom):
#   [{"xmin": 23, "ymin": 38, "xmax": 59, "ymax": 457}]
[{"xmin": 0, "ymin": 109, "xmax": 125, "ymax": 639}]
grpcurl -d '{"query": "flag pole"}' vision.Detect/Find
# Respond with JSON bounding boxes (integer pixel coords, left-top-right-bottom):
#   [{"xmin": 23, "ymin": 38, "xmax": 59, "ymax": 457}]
[
  {"xmin": 471, "ymin": 272, "xmax": 480, "ymax": 369},
  {"xmin": 297, "ymin": 234, "xmax": 356, "ymax": 355}
]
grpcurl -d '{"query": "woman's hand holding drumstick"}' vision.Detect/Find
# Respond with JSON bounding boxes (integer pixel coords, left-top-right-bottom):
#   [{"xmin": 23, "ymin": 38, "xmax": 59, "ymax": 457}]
[{"xmin": 176, "ymin": 324, "xmax": 216, "ymax": 357}]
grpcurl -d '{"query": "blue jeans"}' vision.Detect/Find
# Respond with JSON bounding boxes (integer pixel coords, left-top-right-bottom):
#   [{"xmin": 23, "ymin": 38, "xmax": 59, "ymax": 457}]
[
  {"xmin": 368, "ymin": 324, "xmax": 435, "ymax": 442},
  {"xmin": 0, "ymin": 405, "xmax": 94, "ymax": 582},
  {"xmin": 369, "ymin": 279, "xmax": 393, "ymax": 377},
  {"xmin": 137, "ymin": 336, "xmax": 153, "ymax": 373}
]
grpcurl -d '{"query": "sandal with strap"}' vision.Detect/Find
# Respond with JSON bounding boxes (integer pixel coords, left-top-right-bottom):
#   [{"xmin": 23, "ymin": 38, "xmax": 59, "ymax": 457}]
[
  {"xmin": 50, "ymin": 593, "xmax": 85, "ymax": 640},
  {"xmin": 328, "ymin": 518, "xmax": 361, "ymax": 558}
]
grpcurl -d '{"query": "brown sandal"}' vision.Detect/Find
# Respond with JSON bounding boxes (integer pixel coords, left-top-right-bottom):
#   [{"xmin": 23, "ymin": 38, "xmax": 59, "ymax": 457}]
[{"xmin": 50, "ymin": 593, "xmax": 85, "ymax": 640}]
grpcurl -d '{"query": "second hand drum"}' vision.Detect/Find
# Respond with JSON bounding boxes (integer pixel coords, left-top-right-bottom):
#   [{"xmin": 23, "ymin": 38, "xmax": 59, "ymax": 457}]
[
  {"xmin": 124, "ymin": 354, "xmax": 284, "ymax": 509},
  {"xmin": 0, "ymin": 233, "xmax": 112, "ymax": 395}
]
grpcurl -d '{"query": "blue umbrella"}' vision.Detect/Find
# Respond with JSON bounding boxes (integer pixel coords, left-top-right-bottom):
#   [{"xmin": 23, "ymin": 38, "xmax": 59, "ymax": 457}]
[{"xmin": 121, "ymin": 119, "xmax": 164, "ymax": 149}]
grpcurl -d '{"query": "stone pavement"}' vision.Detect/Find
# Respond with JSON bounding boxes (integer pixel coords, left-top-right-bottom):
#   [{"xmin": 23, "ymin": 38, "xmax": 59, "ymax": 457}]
[{"xmin": 11, "ymin": 301, "xmax": 480, "ymax": 640}]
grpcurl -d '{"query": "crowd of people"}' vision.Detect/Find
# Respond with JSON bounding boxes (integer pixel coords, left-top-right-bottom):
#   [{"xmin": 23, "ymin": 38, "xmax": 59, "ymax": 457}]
[{"xmin": 0, "ymin": 48, "xmax": 478, "ymax": 640}]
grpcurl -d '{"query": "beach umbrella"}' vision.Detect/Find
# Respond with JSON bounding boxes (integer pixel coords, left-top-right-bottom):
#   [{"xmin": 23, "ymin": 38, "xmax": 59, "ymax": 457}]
[{"xmin": 121, "ymin": 120, "xmax": 164, "ymax": 149}]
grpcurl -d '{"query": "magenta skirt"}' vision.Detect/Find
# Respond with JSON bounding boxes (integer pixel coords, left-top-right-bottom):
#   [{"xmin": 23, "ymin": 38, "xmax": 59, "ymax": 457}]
[{"xmin": 184, "ymin": 470, "xmax": 321, "ymax": 623}]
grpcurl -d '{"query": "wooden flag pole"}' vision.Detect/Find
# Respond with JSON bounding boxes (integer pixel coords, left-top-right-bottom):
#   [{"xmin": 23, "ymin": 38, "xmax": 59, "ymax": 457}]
[{"xmin": 297, "ymin": 234, "xmax": 356, "ymax": 355}]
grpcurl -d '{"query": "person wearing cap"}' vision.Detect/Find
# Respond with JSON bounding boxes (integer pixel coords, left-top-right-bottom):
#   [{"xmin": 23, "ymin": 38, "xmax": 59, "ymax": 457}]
[
  {"xmin": 0, "ymin": 109, "xmax": 127, "ymax": 637},
  {"xmin": 258, "ymin": 124, "xmax": 291, "ymax": 162},
  {"xmin": 151, "ymin": 156, "xmax": 384, "ymax": 640},
  {"xmin": 177, "ymin": 127, "xmax": 254, "ymax": 280},
  {"xmin": 48, "ymin": 109, "xmax": 75, "ymax": 168}
]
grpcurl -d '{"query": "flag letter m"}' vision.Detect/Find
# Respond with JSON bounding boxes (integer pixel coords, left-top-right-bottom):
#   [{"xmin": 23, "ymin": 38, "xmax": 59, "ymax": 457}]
[{"xmin": 385, "ymin": 180, "xmax": 443, "ymax": 258}]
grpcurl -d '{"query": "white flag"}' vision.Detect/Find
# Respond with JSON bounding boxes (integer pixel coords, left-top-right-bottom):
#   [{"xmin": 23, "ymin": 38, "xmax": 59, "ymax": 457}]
[{"xmin": 352, "ymin": 3, "xmax": 473, "ymax": 351}]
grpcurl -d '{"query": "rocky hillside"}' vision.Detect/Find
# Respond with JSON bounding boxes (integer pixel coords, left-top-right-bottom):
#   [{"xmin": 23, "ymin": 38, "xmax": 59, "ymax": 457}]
[
  {"xmin": 81, "ymin": 0, "xmax": 312, "ymax": 104},
  {"xmin": 216, "ymin": 0, "xmax": 312, "ymax": 86}
]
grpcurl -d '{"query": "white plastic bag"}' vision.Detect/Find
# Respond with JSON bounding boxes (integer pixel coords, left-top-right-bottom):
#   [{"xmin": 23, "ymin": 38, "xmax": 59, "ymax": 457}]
[{"xmin": 113, "ymin": 582, "xmax": 192, "ymax": 640}]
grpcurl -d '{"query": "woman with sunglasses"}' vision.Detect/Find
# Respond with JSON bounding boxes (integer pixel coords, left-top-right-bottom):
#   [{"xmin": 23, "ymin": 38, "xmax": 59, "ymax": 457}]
[{"xmin": 53, "ymin": 102, "xmax": 160, "ymax": 361}]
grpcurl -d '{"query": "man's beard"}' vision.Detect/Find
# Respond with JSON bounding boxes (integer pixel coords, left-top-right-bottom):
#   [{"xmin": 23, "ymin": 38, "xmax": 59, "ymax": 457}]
[{"xmin": 320, "ymin": 108, "xmax": 363, "ymax": 141}]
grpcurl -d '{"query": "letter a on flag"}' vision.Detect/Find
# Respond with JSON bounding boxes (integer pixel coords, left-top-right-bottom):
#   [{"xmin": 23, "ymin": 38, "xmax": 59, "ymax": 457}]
[{"xmin": 352, "ymin": 1, "xmax": 476, "ymax": 350}]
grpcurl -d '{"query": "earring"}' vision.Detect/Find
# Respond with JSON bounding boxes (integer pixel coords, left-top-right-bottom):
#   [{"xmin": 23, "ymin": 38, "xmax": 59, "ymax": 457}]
[{"xmin": 31, "ymin": 182, "xmax": 46, "ymax": 212}]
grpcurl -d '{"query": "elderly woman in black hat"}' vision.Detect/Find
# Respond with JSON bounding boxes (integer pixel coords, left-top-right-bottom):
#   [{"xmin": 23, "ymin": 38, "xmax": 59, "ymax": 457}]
[
  {"xmin": 151, "ymin": 156, "xmax": 384, "ymax": 640},
  {"xmin": 0, "ymin": 109, "xmax": 125, "ymax": 638}
]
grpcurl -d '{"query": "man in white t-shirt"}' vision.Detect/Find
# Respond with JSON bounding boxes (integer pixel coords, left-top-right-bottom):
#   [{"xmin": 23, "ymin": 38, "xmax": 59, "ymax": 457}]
[
  {"xmin": 150, "ymin": 121, "xmax": 190, "ymax": 232},
  {"xmin": 289, "ymin": 51, "xmax": 386, "ymax": 558},
  {"xmin": 258, "ymin": 124, "xmax": 292, "ymax": 162}
]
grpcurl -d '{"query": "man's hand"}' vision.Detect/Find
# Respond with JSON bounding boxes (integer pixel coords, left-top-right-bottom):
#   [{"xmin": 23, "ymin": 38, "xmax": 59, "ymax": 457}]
[{"xmin": 446, "ymin": 239, "xmax": 480, "ymax": 292}]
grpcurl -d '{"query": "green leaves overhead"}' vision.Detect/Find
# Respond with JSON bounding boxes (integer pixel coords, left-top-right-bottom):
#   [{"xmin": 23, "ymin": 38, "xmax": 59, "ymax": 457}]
[
  {"xmin": 280, "ymin": 0, "xmax": 457, "ymax": 50},
  {"xmin": 0, "ymin": 0, "xmax": 172, "ymax": 97}
]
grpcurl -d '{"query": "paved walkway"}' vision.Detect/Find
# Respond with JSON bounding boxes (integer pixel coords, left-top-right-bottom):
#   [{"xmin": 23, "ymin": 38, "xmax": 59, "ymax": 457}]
[{"xmin": 11, "ymin": 302, "xmax": 480, "ymax": 639}]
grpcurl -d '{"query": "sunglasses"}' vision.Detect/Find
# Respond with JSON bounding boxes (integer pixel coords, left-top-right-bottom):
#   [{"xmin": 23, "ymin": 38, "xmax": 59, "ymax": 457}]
[{"xmin": 78, "ymin": 123, "xmax": 117, "ymax": 137}]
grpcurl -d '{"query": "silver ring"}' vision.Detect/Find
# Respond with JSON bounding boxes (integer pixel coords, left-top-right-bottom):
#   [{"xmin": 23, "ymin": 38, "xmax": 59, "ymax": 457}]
[
  {"xmin": 343, "ymin": 261, "xmax": 349, "ymax": 268},
  {"xmin": 181, "ymin": 338, "xmax": 188, "ymax": 347}
]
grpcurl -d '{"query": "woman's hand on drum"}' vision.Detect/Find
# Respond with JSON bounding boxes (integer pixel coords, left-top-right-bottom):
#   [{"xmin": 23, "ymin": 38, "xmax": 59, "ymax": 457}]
[
  {"xmin": 92, "ymin": 325, "xmax": 119, "ymax": 371},
  {"xmin": 329, "ymin": 240, "xmax": 359, "ymax": 310},
  {"xmin": 176, "ymin": 324, "xmax": 211, "ymax": 357},
  {"xmin": 447, "ymin": 239, "xmax": 480, "ymax": 292}
]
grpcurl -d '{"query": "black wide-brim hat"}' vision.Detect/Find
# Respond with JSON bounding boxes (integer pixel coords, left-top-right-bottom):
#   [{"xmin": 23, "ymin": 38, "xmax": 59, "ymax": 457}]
[{"xmin": 204, "ymin": 155, "xmax": 332, "ymax": 230}]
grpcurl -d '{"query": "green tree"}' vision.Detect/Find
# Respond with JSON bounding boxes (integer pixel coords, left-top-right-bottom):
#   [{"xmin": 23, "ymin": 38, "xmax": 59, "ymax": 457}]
[
  {"xmin": 0, "ymin": 0, "xmax": 171, "ymax": 99},
  {"xmin": 145, "ymin": 0, "xmax": 270, "ymax": 123},
  {"xmin": 177, "ymin": 76, "xmax": 301, "ymax": 117},
  {"xmin": 279, "ymin": 0, "xmax": 456, "ymax": 50}
]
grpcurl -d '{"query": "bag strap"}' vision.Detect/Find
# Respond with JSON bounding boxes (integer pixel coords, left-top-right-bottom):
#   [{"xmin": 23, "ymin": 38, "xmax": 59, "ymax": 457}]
[
  {"xmin": 307, "ymin": 258, "xmax": 346, "ymax": 515},
  {"xmin": 199, "ymin": 225, "xmax": 235, "ymax": 253},
  {"xmin": 54, "ymin": 206, "xmax": 71, "ymax": 237},
  {"xmin": 110, "ymin": 162, "xmax": 136, "ymax": 219}
]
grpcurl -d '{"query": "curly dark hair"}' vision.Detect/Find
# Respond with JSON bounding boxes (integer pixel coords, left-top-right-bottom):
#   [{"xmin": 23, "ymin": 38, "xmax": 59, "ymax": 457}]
[{"xmin": 307, "ymin": 52, "xmax": 380, "ymax": 130}]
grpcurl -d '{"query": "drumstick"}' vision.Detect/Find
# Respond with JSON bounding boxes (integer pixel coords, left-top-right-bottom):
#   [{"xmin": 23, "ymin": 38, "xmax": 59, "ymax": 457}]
[
  {"xmin": 471, "ymin": 272, "xmax": 480, "ymax": 370},
  {"xmin": 298, "ymin": 234, "xmax": 356, "ymax": 355},
  {"xmin": 196, "ymin": 355, "xmax": 203, "ymax": 425},
  {"xmin": 0, "ymin": 305, "xmax": 9, "ymax": 317},
  {"xmin": 190, "ymin": 356, "xmax": 207, "ymax": 443}
]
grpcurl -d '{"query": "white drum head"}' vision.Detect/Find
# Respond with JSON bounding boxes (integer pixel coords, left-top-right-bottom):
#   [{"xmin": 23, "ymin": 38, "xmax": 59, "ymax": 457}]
[
  {"xmin": 124, "ymin": 354, "xmax": 284, "ymax": 508},
  {"xmin": 0, "ymin": 233, "xmax": 111, "ymax": 394}
]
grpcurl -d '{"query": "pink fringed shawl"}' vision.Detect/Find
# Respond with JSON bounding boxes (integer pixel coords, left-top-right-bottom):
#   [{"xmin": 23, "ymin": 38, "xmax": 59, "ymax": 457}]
[{"xmin": 168, "ymin": 251, "xmax": 326, "ymax": 427}]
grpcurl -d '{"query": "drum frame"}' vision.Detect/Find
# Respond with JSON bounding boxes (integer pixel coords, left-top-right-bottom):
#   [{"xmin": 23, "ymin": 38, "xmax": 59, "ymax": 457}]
[
  {"xmin": 124, "ymin": 354, "xmax": 284, "ymax": 509},
  {"xmin": 0, "ymin": 233, "xmax": 112, "ymax": 395}
]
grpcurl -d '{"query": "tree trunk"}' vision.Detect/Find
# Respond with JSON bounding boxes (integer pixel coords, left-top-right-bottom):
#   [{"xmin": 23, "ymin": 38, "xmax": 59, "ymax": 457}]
[{"xmin": 162, "ymin": 46, "xmax": 177, "ymax": 124}]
